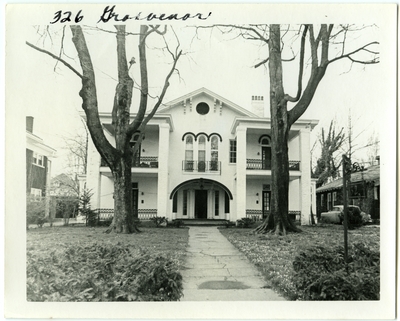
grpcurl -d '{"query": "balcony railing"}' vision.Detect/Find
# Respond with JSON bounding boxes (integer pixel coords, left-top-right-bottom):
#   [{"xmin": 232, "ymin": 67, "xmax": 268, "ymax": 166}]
[
  {"xmin": 182, "ymin": 160, "xmax": 221, "ymax": 173},
  {"xmin": 246, "ymin": 159, "xmax": 300, "ymax": 171},
  {"xmin": 101, "ymin": 156, "xmax": 158, "ymax": 168}
]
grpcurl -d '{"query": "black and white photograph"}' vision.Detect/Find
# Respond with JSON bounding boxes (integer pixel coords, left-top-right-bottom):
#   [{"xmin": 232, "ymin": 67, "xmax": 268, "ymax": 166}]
[{"xmin": 4, "ymin": 3, "xmax": 397, "ymax": 320}]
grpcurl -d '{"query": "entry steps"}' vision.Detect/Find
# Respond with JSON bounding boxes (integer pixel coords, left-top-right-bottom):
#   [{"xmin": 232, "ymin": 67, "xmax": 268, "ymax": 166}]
[{"xmin": 179, "ymin": 219, "xmax": 228, "ymax": 226}]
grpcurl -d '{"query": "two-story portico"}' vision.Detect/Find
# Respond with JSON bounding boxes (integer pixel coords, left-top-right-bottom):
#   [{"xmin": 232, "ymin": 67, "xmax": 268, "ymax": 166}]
[{"xmin": 84, "ymin": 88, "xmax": 318, "ymax": 224}]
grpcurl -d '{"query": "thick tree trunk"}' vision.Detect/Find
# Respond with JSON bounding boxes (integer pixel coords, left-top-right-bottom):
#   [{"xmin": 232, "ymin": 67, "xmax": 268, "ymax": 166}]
[
  {"xmin": 105, "ymin": 154, "xmax": 140, "ymax": 233},
  {"xmin": 254, "ymin": 24, "xmax": 300, "ymax": 235}
]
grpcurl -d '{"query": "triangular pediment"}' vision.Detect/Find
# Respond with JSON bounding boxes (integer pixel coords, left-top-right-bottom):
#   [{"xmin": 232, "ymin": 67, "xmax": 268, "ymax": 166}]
[{"xmin": 158, "ymin": 87, "xmax": 258, "ymax": 118}]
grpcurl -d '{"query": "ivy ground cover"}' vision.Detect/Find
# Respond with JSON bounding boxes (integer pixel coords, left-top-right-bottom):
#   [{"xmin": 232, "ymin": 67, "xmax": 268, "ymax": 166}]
[
  {"xmin": 219, "ymin": 224, "xmax": 380, "ymax": 300},
  {"xmin": 27, "ymin": 226, "xmax": 189, "ymax": 301}
]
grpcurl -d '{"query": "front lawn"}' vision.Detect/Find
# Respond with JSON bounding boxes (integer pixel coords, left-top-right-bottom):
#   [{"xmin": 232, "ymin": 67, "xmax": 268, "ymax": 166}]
[
  {"xmin": 219, "ymin": 224, "xmax": 380, "ymax": 300},
  {"xmin": 27, "ymin": 226, "xmax": 189, "ymax": 301}
]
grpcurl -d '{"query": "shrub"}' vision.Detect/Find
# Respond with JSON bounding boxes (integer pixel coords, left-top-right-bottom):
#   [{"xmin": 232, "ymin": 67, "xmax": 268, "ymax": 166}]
[
  {"xmin": 292, "ymin": 242, "xmax": 379, "ymax": 300},
  {"xmin": 78, "ymin": 188, "xmax": 97, "ymax": 227},
  {"xmin": 27, "ymin": 243, "xmax": 183, "ymax": 301},
  {"xmin": 339, "ymin": 207, "xmax": 363, "ymax": 229},
  {"xmin": 169, "ymin": 219, "xmax": 184, "ymax": 228},
  {"xmin": 236, "ymin": 218, "xmax": 254, "ymax": 228},
  {"xmin": 150, "ymin": 216, "xmax": 168, "ymax": 227},
  {"xmin": 26, "ymin": 195, "xmax": 47, "ymax": 228}
]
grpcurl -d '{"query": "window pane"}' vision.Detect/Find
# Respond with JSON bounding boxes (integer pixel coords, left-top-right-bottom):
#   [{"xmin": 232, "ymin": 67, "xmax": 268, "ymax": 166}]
[
  {"xmin": 215, "ymin": 190, "xmax": 219, "ymax": 216},
  {"xmin": 186, "ymin": 136, "xmax": 193, "ymax": 148},
  {"xmin": 229, "ymin": 140, "xmax": 237, "ymax": 163},
  {"xmin": 198, "ymin": 136, "xmax": 205, "ymax": 149},
  {"xmin": 185, "ymin": 150, "xmax": 193, "ymax": 161},
  {"xmin": 211, "ymin": 136, "xmax": 218, "ymax": 150}
]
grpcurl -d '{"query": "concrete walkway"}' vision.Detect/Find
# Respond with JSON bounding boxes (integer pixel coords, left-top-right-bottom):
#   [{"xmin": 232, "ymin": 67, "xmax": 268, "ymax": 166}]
[{"xmin": 180, "ymin": 226, "xmax": 285, "ymax": 301}]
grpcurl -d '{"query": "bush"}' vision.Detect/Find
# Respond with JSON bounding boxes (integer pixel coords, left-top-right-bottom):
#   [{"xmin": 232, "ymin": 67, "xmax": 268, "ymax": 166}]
[
  {"xmin": 26, "ymin": 195, "xmax": 47, "ymax": 228},
  {"xmin": 292, "ymin": 242, "xmax": 379, "ymax": 300},
  {"xmin": 169, "ymin": 219, "xmax": 184, "ymax": 228},
  {"xmin": 27, "ymin": 243, "xmax": 183, "ymax": 301},
  {"xmin": 150, "ymin": 216, "xmax": 168, "ymax": 227},
  {"xmin": 236, "ymin": 218, "xmax": 254, "ymax": 228},
  {"xmin": 339, "ymin": 207, "xmax": 363, "ymax": 229}
]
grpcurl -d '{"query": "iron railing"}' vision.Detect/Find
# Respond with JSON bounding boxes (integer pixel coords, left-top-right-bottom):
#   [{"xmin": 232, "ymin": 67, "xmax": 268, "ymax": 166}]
[
  {"xmin": 100, "ymin": 156, "xmax": 158, "ymax": 168},
  {"xmin": 95, "ymin": 208, "xmax": 157, "ymax": 221},
  {"xmin": 246, "ymin": 159, "xmax": 300, "ymax": 171},
  {"xmin": 182, "ymin": 160, "xmax": 221, "ymax": 173}
]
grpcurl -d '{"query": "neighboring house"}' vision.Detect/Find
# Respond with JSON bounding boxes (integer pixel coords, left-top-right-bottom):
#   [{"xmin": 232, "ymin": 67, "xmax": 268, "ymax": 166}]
[
  {"xmin": 50, "ymin": 173, "xmax": 79, "ymax": 197},
  {"xmin": 316, "ymin": 164, "xmax": 380, "ymax": 220},
  {"xmin": 84, "ymin": 88, "xmax": 318, "ymax": 224},
  {"xmin": 26, "ymin": 116, "xmax": 56, "ymax": 216},
  {"xmin": 49, "ymin": 173, "xmax": 79, "ymax": 219}
]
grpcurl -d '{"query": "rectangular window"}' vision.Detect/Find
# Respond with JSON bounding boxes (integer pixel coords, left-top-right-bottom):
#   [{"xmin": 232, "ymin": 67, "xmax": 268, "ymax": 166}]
[
  {"xmin": 224, "ymin": 191, "xmax": 230, "ymax": 213},
  {"xmin": 327, "ymin": 193, "xmax": 332, "ymax": 210},
  {"xmin": 321, "ymin": 194, "xmax": 324, "ymax": 207},
  {"xmin": 183, "ymin": 190, "xmax": 188, "ymax": 216},
  {"xmin": 32, "ymin": 152, "xmax": 44, "ymax": 166},
  {"xmin": 333, "ymin": 192, "xmax": 337, "ymax": 206},
  {"xmin": 229, "ymin": 140, "xmax": 237, "ymax": 163},
  {"xmin": 30, "ymin": 188, "xmax": 42, "ymax": 201},
  {"xmin": 214, "ymin": 190, "xmax": 219, "ymax": 216}
]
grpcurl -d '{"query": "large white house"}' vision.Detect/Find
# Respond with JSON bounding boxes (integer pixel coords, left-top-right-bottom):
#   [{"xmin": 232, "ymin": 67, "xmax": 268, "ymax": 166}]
[{"xmin": 84, "ymin": 88, "xmax": 318, "ymax": 224}]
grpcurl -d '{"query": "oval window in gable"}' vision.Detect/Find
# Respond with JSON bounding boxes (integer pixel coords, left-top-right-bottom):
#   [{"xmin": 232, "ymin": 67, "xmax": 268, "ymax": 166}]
[{"xmin": 196, "ymin": 102, "xmax": 210, "ymax": 115}]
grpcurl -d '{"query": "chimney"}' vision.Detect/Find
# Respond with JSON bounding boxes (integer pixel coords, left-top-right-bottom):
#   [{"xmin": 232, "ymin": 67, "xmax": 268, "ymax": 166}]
[
  {"xmin": 251, "ymin": 95, "xmax": 265, "ymax": 117},
  {"xmin": 26, "ymin": 116, "xmax": 34, "ymax": 133}
]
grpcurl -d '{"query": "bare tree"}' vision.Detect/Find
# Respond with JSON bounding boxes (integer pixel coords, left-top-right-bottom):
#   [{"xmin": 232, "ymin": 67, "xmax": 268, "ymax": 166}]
[
  {"xmin": 314, "ymin": 120, "xmax": 346, "ymax": 187},
  {"xmin": 200, "ymin": 24, "xmax": 379, "ymax": 235},
  {"xmin": 366, "ymin": 131, "xmax": 380, "ymax": 166},
  {"xmin": 27, "ymin": 25, "xmax": 182, "ymax": 234},
  {"xmin": 63, "ymin": 119, "xmax": 88, "ymax": 176}
]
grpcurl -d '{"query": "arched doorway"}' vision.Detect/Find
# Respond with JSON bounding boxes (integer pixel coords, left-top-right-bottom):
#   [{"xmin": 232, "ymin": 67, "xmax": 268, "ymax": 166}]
[{"xmin": 170, "ymin": 179, "xmax": 233, "ymax": 220}]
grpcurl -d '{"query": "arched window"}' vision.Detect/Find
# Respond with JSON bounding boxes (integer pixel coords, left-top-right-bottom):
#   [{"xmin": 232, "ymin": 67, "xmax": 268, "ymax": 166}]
[
  {"xmin": 260, "ymin": 135, "xmax": 271, "ymax": 170},
  {"xmin": 210, "ymin": 136, "xmax": 219, "ymax": 171},
  {"xmin": 198, "ymin": 135, "xmax": 206, "ymax": 172},
  {"xmin": 261, "ymin": 137, "xmax": 271, "ymax": 146},
  {"xmin": 185, "ymin": 135, "xmax": 194, "ymax": 171}
]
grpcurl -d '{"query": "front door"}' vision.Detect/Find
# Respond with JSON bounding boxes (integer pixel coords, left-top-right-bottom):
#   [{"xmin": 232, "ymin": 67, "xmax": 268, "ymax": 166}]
[
  {"xmin": 262, "ymin": 191, "xmax": 271, "ymax": 218},
  {"xmin": 195, "ymin": 190, "xmax": 208, "ymax": 219},
  {"xmin": 262, "ymin": 146, "xmax": 271, "ymax": 170}
]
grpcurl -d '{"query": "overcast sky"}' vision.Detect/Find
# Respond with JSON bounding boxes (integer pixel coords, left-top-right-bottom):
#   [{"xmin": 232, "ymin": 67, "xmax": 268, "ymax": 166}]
[{"xmin": 12, "ymin": 6, "xmax": 394, "ymax": 176}]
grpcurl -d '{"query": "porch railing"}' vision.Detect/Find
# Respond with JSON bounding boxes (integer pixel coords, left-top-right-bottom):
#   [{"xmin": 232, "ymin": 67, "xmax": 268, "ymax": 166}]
[
  {"xmin": 95, "ymin": 208, "xmax": 157, "ymax": 221},
  {"xmin": 245, "ymin": 209, "xmax": 301, "ymax": 222},
  {"xmin": 101, "ymin": 156, "xmax": 158, "ymax": 168},
  {"xmin": 182, "ymin": 160, "xmax": 221, "ymax": 174},
  {"xmin": 246, "ymin": 159, "xmax": 300, "ymax": 171}
]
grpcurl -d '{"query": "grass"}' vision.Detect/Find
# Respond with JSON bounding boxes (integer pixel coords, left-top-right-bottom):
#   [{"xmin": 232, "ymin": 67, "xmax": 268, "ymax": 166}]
[
  {"xmin": 219, "ymin": 224, "xmax": 380, "ymax": 300},
  {"xmin": 27, "ymin": 225, "xmax": 189, "ymax": 269}
]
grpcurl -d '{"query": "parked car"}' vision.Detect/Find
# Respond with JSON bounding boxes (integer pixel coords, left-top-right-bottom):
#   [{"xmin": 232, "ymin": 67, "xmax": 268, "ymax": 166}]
[{"xmin": 320, "ymin": 205, "xmax": 366, "ymax": 225}]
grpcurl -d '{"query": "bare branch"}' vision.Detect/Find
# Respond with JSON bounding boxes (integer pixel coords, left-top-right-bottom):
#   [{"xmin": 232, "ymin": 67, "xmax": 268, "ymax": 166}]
[
  {"xmin": 197, "ymin": 24, "xmax": 269, "ymax": 43},
  {"xmin": 284, "ymin": 25, "xmax": 308, "ymax": 103},
  {"xmin": 328, "ymin": 41, "xmax": 379, "ymax": 65},
  {"xmin": 26, "ymin": 41, "xmax": 83, "ymax": 78}
]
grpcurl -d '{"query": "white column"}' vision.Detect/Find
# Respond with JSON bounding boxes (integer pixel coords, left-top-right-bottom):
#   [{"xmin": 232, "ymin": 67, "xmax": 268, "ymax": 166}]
[
  {"xmin": 235, "ymin": 126, "xmax": 247, "ymax": 221},
  {"xmin": 86, "ymin": 136, "xmax": 101, "ymax": 209},
  {"xmin": 299, "ymin": 126, "xmax": 311, "ymax": 225},
  {"xmin": 157, "ymin": 123, "xmax": 170, "ymax": 219}
]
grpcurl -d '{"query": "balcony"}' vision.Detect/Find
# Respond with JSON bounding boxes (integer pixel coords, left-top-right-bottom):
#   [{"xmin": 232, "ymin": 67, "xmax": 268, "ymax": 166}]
[
  {"xmin": 182, "ymin": 160, "xmax": 221, "ymax": 174},
  {"xmin": 246, "ymin": 159, "xmax": 300, "ymax": 171},
  {"xmin": 101, "ymin": 156, "xmax": 158, "ymax": 168}
]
